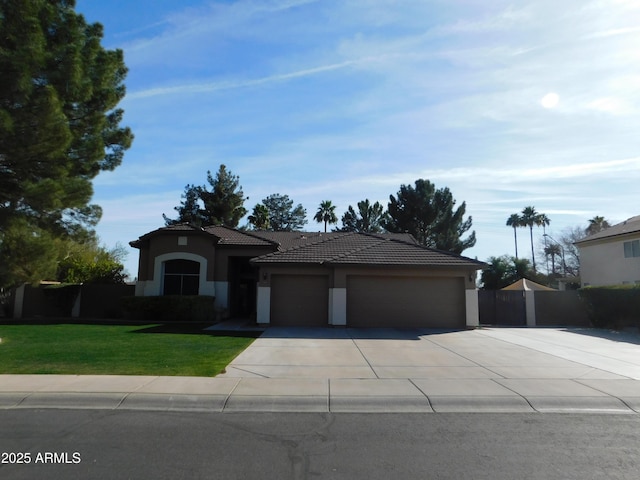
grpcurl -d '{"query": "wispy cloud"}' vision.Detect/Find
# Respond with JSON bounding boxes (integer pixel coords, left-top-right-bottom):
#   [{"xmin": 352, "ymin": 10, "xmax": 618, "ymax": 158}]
[{"xmin": 128, "ymin": 58, "xmax": 369, "ymax": 99}]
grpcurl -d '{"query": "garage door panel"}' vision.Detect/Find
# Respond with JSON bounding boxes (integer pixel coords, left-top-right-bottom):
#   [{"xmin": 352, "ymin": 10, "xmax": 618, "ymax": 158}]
[
  {"xmin": 347, "ymin": 276, "xmax": 465, "ymax": 328},
  {"xmin": 270, "ymin": 275, "xmax": 329, "ymax": 327}
]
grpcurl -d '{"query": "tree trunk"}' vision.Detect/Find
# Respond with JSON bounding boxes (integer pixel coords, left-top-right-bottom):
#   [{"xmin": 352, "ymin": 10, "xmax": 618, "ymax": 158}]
[{"xmin": 529, "ymin": 226, "xmax": 536, "ymax": 272}]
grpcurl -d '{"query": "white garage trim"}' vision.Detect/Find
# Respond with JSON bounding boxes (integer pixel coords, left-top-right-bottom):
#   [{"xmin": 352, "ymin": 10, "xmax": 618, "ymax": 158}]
[
  {"xmin": 329, "ymin": 288, "xmax": 347, "ymax": 326},
  {"xmin": 257, "ymin": 286, "xmax": 271, "ymax": 325},
  {"xmin": 465, "ymin": 289, "xmax": 479, "ymax": 327}
]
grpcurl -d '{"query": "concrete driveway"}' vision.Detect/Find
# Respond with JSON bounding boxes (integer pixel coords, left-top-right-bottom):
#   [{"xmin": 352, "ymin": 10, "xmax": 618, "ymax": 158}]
[{"xmin": 217, "ymin": 327, "xmax": 640, "ymax": 412}]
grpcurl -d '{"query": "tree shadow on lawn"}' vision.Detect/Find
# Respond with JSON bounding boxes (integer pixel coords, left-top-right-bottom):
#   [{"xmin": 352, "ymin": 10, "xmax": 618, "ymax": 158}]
[
  {"xmin": 131, "ymin": 323, "xmax": 262, "ymax": 338},
  {"xmin": 0, "ymin": 317, "xmax": 262, "ymax": 338}
]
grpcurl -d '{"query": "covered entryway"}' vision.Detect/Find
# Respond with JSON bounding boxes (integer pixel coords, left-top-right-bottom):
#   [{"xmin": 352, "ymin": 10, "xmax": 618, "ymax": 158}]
[
  {"xmin": 346, "ymin": 275, "xmax": 466, "ymax": 328},
  {"xmin": 270, "ymin": 274, "xmax": 329, "ymax": 327}
]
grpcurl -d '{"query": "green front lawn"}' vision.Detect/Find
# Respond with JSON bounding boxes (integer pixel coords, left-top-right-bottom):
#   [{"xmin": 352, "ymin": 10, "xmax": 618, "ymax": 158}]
[{"xmin": 0, "ymin": 323, "xmax": 254, "ymax": 377}]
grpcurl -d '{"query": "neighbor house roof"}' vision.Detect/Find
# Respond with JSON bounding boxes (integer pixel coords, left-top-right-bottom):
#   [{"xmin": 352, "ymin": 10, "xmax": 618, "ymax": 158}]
[
  {"xmin": 501, "ymin": 278, "xmax": 556, "ymax": 291},
  {"xmin": 574, "ymin": 215, "xmax": 640, "ymax": 246},
  {"xmin": 251, "ymin": 232, "xmax": 485, "ymax": 268}
]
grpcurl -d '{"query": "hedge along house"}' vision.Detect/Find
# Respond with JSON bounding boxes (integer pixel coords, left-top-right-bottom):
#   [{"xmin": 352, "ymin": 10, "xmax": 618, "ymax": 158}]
[{"xmin": 130, "ymin": 224, "xmax": 485, "ymax": 328}]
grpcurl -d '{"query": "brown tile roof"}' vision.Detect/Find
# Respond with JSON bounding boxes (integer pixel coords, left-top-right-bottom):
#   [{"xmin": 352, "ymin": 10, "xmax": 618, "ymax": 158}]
[
  {"xmin": 130, "ymin": 224, "xmax": 279, "ymax": 248},
  {"xmin": 202, "ymin": 226, "xmax": 276, "ymax": 246},
  {"xmin": 247, "ymin": 231, "xmax": 345, "ymax": 250},
  {"xmin": 130, "ymin": 225, "xmax": 483, "ymax": 269},
  {"xmin": 251, "ymin": 232, "xmax": 484, "ymax": 268}
]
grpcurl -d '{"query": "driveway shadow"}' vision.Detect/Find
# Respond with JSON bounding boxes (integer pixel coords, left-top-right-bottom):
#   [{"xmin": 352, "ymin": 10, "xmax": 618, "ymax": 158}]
[
  {"xmin": 560, "ymin": 327, "xmax": 640, "ymax": 346},
  {"xmin": 259, "ymin": 326, "xmax": 465, "ymax": 341}
]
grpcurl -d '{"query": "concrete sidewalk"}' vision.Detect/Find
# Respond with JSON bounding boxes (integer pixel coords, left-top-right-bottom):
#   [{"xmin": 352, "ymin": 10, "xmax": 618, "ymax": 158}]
[{"xmin": 2, "ymin": 327, "xmax": 640, "ymax": 413}]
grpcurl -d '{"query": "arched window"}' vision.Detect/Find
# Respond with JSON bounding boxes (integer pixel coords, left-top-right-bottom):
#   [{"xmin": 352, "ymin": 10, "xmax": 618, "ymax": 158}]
[{"xmin": 163, "ymin": 259, "xmax": 200, "ymax": 295}]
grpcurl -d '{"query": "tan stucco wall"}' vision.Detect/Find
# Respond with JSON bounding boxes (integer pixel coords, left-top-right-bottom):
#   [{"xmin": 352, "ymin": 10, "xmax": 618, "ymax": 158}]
[
  {"xmin": 257, "ymin": 265, "xmax": 334, "ymax": 287},
  {"xmin": 137, "ymin": 233, "xmax": 216, "ymax": 281},
  {"xmin": 579, "ymin": 235, "xmax": 640, "ymax": 286},
  {"xmin": 332, "ymin": 266, "xmax": 477, "ymax": 289}
]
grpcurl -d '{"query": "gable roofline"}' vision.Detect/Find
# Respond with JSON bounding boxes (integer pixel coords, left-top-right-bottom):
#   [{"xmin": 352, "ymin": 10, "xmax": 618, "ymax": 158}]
[
  {"xmin": 574, "ymin": 215, "xmax": 640, "ymax": 246},
  {"xmin": 129, "ymin": 223, "xmax": 210, "ymax": 249},
  {"xmin": 129, "ymin": 226, "xmax": 485, "ymax": 269},
  {"xmin": 251, "ymin": 231, "xmax": 486, "ymax": 268}
]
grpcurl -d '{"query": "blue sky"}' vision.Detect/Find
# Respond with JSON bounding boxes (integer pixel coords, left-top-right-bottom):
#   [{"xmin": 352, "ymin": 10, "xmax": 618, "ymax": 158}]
[{"xmin": 75, "ymin": 0, "xmax": 640, "ymax": 278}]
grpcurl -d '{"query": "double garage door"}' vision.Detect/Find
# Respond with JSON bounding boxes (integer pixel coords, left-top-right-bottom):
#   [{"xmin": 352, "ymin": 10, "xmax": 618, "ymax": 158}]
[
  {"xmin": 270, "ymin": 274, "xmax": 465, "ymax": 328},
  {"xmin": 347, "ymin": 276, "xmax": 465, "ymax": 328}
]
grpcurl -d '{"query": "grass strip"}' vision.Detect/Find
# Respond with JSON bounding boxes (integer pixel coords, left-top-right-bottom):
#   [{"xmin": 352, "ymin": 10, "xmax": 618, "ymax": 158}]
[{"xmin": 0, "ymin": 323, "xmax": 254, "ymax": 377}]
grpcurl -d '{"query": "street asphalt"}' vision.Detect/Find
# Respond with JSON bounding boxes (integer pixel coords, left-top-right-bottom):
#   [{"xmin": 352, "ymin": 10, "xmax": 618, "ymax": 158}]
[{"xmin": 2, "ymin": 326, "xmax": 640, "ymax": 413}]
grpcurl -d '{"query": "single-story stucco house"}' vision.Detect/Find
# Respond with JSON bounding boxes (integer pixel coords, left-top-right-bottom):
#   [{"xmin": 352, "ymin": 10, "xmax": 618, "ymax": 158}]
[
  {"xmin": 574, "ymin": 215, "xmax": 640, "ymax": 287},
  {"xmin": 130, "ymin": 224, "xmax": 485, "ymax": 328}
]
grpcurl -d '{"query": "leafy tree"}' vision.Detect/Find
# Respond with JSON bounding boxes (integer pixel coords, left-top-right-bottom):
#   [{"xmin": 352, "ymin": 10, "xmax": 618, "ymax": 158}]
[
  {"xmin": 258, "ymin": 194, "xmax": 307, "ymax": 231},
  {"xmin": 0, "ymin": 0, "xmax": 133, "ymax": 236},
  {"xmin": 480, "ymin": 255, "xmax": 534, "ymax": 289},
  {"xmin": 57, "ymin": 240, "xmax": 127, "ymax": 284},
  {"xmin": 164, "ymin": 165, "xmax": 247, "ymax": 227},
  {"xmin": 313, "ymin": 200, "xmax": 338, "ymax": 232},
  {"xmin": 385, "ymin": 179, "xmax": 476, "ymax": 253},
  {"xmin": 0, "ymin": 219, "xmax": 126, "ymax": 287},
  {"xmin": 506, "ymin": 213, "xmax": 522, "ymax": 259},
  {"xmin": 340, "ymin": 199, "xmax": 388, "ymax": 233},
  {"xmin": 247, "ymin": 204, "xmax": 270, "ymax": 230},
  {"xmin": 557, "ymin": 221, "xmax": 606, "ymax": 278},
  {"xmin": 586, "ymin": 216, "xmax": 611, "ymax": 236}
]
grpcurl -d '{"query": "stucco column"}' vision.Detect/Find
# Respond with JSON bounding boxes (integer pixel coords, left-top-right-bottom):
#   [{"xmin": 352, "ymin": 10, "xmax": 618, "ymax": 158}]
[
  {"xmin": 329, "ymin": 288, "xmax": 347, "ymax": 326},
  {"xmin": 465, "ymin": 289, "xmax": 479, "ymax": 327},
  {"xmin": 525, "ymin": 290, "xmax": 536, "ymax": 326},
  {"xmin": 256, "ymin": 286, "xmax": 271, "ymax": 325}
]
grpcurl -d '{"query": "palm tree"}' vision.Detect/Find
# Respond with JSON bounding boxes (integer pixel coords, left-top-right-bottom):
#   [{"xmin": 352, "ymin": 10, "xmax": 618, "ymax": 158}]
[
  {"xmin": 520, "ymin": 206, "xmax": 540, "ymax": 271},
  {"xmin": 537, "ymin": 213, "xmax": 551, "ymax": 273},
  {"xmin": 248, "ymin": 204, "xmax": 270, "ymax": 230},
  {"xmin": 544, "ymin": 243, "xmax": 562, "ymax": 275},
  {"xmin": 314, "ymin": 200, "xmax": 338, "ymax": 232},
  {"xmin": 586, "ymin": 216, "xmax": 611, "ymax": 236},
  {"xmin": 506, "ymin": 214, "xmax": 522, "ymax": 259}
]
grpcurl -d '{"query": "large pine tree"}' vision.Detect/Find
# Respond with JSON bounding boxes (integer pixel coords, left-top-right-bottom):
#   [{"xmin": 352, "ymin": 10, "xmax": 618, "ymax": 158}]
[
  {"xmin": 164, "ymin": 165, "xmax": 247, "ymax": 227},
  {"xmin": 0, "ymin": 0, "xmax": 133, "ymax": 235},
  {"xmin": 0, "ymin": 0, "xmax": 133, "ymax": 287},
  {"xmin": 385, "ymin": 179, "xmax": 476, "ymax": 254}
]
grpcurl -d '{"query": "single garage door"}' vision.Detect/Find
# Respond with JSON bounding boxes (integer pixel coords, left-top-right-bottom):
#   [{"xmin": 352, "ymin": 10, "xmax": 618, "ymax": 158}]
[
  {"xmin": 347, "ymin": 275, "xmax": 465, "ymax": 328},
  {"xmin": 270, "ymin": 274, "xmax": 329, "ymax": 327}
]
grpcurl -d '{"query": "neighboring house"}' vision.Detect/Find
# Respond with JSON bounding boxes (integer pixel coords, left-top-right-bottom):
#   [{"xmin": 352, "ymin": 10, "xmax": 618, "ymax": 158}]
[
  {"xmin": 574, "ymin": 215, "xmax": 640, "ymax": 287},
  {"xmin": 130, "ymin": 224, "xmax": 485, "ymax": 328}
]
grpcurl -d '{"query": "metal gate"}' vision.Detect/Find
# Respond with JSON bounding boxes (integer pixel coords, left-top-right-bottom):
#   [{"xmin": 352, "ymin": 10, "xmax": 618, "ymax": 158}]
[{"xmin": 478, "ymin": 290, "xmax": 526, "ymax": 326}]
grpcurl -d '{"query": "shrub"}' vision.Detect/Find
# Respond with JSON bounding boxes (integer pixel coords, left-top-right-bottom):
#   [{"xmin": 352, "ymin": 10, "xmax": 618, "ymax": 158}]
[
  {"xmin": 121, "ymin": 296, "xmax": 216, "ymax": 322},
  {"xmin": 578, "ymin": 286, "xmax": 640, "ymax": 329}
]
